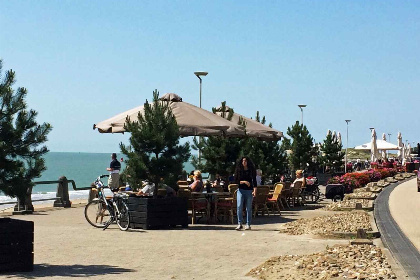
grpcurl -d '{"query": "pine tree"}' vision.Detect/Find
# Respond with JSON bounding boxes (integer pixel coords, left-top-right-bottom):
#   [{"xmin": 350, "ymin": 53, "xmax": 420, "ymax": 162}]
[
  {"xmin": 320, "ymin": 131, "xmax": 345, "ymax": 172},
  {"xmin": 0, "ymin": 60, "xmax": 52, "ymax": 211},
  {"xmin": 120, "ymin": 90, "xmax": 191, "ymax": 197},
  {"xmin": 287, "ymin": 121, "xmax": 314, "ymax": 170},
  {"xmin": 191, "ymin": 102, "xmax": 243, "ymax": 179},
  {"xmin": 242, "ymin": 111, "xmax": 287, "ymax": 182}
]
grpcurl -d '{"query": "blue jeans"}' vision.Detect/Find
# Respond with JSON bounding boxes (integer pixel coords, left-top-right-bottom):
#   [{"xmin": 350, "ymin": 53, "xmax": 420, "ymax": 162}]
[{"xmin": 237, "ymin": 189, "xmax": 253, "ymax": 225}]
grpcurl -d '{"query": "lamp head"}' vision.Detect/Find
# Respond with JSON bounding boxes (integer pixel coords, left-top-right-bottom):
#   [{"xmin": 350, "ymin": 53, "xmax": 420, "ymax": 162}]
[
  {"xmin": 297, "ymin": 104, "xmax": 307, "ymax": 108},
  {"xmin": 345, "ymin": 119, "xmax": 351, "ymax": 124},
  {"xmin": 194, "ymin": 71, "xmax": 208, "ymax": 77}
]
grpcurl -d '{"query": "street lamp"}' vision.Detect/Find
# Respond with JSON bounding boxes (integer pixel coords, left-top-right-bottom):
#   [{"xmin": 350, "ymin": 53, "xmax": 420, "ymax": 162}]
[
  {"xmin": 345, "ymin": 120, "xmax": 351, "ymax": 173},
  {"xmin": 194, "ymin": 71, "xmax": 208, "ymax": 108},
  {"xmin": 194, "ymin": 71, "xmax": 208, "ymax": 165},
  {"xmin": 298, "ymin": 104, "xmax": 307, "ymax": 125}
]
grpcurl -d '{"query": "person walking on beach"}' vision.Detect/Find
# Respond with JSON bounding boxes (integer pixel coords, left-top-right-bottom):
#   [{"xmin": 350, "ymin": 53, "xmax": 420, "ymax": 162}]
[
  {"xmin": 234, "ymin": 156, "xmax": 257, "ymax": 230},
  {"xmin": 107, "ymin": 153, "xmax": 121, "ymax": 191}
]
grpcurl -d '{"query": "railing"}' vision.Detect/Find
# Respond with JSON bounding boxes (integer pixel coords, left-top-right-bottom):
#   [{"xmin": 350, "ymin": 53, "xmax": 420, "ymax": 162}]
[{"xmin": 0, "ymin": 177, "xmax": 80, "ymax": 213}]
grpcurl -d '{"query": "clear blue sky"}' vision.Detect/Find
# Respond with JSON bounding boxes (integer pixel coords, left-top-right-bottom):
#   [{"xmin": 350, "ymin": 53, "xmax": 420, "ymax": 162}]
[{"xmin": 1, "ymin": 1, "xmax": 419, "ymax": 153}]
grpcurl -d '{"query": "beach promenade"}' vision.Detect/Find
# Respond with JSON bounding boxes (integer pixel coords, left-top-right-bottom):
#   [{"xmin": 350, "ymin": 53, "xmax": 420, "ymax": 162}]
[
  {"xmin": 1, "ymin": 201, "xmax": 347, "ymax": 280},
  {"xmin": 375, "ymin": 177, "xmax": 420, "ymax": 279},
  {"xmin": 389, "ymin": 178, "xmax": 420, "ymax": 252}
]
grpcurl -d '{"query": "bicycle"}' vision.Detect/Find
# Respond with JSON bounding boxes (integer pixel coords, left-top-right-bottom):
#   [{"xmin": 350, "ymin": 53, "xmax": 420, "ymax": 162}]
[{"xmin": 84, "ymin": 175, "xmax": 130, "ymax": 231}]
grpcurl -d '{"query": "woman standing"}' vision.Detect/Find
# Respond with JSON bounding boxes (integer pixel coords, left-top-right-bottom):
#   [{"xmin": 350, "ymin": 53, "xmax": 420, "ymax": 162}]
[{"xmin": 234, "ymin": 156, "xmax": 257, "ymax": 230}]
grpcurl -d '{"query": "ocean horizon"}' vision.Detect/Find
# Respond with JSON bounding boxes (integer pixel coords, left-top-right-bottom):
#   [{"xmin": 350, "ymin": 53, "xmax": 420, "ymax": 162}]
[{"xmin": 0, "ymin": 151, "xmax": 196, "ymax": 209}]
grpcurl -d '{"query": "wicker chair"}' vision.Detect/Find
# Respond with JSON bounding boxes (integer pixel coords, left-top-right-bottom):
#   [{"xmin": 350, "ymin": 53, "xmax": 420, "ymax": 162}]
[
  {"xmin": 177, "ymin": 189, "xmax": 208, "ymax": 224},
  {"xmin": 253, "ymin": 186, "xmax": 270, "ymax": 217},
  {"xmin": 215, "ymin": 190, "xmax": 237, "ymax": 224},
  {"xmin": 228, "ymin": 184, "xmax": 238, "ymax": 196},
  {"xmin": 267, "ymin": 183, "xmax": 283, "ymax": 215}
]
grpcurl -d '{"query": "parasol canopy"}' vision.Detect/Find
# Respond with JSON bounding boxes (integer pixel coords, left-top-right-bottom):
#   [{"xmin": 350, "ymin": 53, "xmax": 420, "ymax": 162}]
[
  {"xmin": 214, "ymin": 105, "xmax": 283, "ymax": 140},
  {"xmin": 94, "ymin": 93, "xmax": 246, "ymax": 137}
]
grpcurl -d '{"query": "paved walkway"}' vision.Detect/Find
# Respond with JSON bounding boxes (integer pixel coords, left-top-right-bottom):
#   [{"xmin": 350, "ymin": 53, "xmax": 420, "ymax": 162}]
[
  {"xmin": 374, "ymin": 178, "xmax": 420, "ymax": 279},
  {"xmin": 1, "ymin": 201, "xmax": 347, "ymax": 280}
]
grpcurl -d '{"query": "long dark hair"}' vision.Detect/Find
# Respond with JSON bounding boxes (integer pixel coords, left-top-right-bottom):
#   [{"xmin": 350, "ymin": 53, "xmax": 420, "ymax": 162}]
[{"xmin": 235, "ymin": 156, "xmax": 256, "ymax": 174}]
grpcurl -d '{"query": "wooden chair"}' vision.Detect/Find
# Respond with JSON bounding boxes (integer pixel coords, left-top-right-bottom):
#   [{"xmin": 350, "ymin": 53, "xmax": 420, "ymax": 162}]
[
  {"xmin": 215, "ymin": 190, "xmax": 237, "ymax": 224},
  {"xmin": 177, "ymin": 189, "xmax": 208, "ymax": 224},
  {"xmin": 253, "ymin": 186, "xmax": 270, "ymax": 217},
  {"xmin": 267, "ymin": 183, "xmax": 283, "ymax": 215}
]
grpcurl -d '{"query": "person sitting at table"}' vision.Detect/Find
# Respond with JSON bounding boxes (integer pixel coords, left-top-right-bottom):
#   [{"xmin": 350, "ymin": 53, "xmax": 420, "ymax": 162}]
[
  {"xmin": 137, "ymin": 180, "xmax": 155, "ymax": 196},
  {"xmin": 256, "ymin": 169, "xmax": 263, "ymax": 186},
  {"xmin": 189, "ymin": 170, "xmax": 203, "ymax": 192},
  {"xmin": 212, "ymin": 173, "xmax": 222, "ymax": 187},
  {"xmin": 291, "ymin": 170, "xmax": 305, "ymax": 188}
]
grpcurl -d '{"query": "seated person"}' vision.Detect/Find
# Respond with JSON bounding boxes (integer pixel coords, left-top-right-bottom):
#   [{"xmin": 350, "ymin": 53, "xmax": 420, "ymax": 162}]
[
  {"xmin": 212, "ymin": 173, "xmax": 222, "ymax": 187},
  {"xmin": 256, "ymin": 169, "xmax": 262, "ymax": 186},
  {"xmin": 137, "ymin": 180, "xmax": 155, "ymax": 196},
  {"xmin": 291, "ymin": 170, "xmax": 305, "ymax": 188},
  {"xmin": 189, "ymin": 170, "xmax": 203, "ymax": 192}
]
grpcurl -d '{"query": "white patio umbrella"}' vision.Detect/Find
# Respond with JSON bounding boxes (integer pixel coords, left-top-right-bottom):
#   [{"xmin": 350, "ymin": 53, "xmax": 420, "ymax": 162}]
[
  {"xmin": 94, "ymin": 93, "xmax": 246, "ymax": 137},
  {"xmin": 406, "ymin": 143, "xmax": 412, "ymax": 159},
  {"xmin": 332, "ymin": 131, "xmax": 337, "ymax": 142},
  {"xmin": 337, "ymin": 132, "xmax": 342, "ymax": 146},
  {"xmin": 370, "ymin": 129, "xmax": 378, "ymax": 162},
  {"xmin": 354, "ymin": 140, "xmax": 399, "ymax": 150},
  {"xmin": 381, "ymin": 133, "xmax": 387, "ymax": 159},
  {"xmin": 397, "ymin": 132, "xmax": 403, "ymax": 159}
]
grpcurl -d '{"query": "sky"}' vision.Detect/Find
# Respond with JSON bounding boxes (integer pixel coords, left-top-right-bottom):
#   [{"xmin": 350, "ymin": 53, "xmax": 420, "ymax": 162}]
[{"xmin": 1, "ymin": 1, "xmax": 419, "ymax": 153}]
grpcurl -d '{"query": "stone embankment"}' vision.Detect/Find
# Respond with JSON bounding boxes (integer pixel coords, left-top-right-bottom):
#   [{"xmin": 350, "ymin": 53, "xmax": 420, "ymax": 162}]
[
  {"xmin": 280, "ymin": 211, "xmax": 372, "ymax": 236},
  {"xmin": 248, "ymin": 244, "xmax": 397, "ymax": 280}
]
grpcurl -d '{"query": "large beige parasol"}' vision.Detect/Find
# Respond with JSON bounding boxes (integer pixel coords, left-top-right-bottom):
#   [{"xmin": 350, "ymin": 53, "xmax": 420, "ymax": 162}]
[
  {"xmin": 94, "ymin": 93, "xmax": 246, "ymax": 137},
  {"xmin": 214, "ymin": 105, "xmax": 283, "ymax": 140}
]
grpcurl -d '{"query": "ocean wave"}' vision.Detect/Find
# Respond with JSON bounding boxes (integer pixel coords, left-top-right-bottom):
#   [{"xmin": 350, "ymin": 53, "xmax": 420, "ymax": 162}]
[{"xmin": 0, "ymin": 190, "xmax": 90, "ymax": 210}]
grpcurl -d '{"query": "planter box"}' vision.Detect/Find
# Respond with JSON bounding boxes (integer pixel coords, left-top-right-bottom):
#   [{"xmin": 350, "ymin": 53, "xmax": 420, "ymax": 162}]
[
  {"xmin": 127, "ymin": 196, "xmax": 188, "ymax": 230},
  {"xmin": 0, "ymin": 218, "xmax": 34, "ymax": 272}
]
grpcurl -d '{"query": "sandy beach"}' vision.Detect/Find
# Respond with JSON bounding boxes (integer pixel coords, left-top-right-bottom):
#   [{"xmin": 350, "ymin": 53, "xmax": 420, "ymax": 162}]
[{"xmin": 1, "ymin": 199, "xmax": 351, "ymax": 280}]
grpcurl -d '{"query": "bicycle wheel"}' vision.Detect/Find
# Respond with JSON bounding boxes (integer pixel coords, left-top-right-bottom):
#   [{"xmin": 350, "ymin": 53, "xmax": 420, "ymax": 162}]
[
  {"xmin": 116, "ymin": 202, "xmax": 130, "ymax": 231},
  {"xmin": 85, "ymin": 199, "xmax": 112, "ymax": 228},
  {"xmin": 312, "ymin": 188, "xmax": 320, "ymax": 202}
]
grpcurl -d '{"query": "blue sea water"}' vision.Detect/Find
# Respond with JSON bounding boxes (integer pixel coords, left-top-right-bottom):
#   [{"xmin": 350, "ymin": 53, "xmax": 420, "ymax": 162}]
[{"xmin": 0, "ymin": 152, "xmax": 195, "ymax": 209}]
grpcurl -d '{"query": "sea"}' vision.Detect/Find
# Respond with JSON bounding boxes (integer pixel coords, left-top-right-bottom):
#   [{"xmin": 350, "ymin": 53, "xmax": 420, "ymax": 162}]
[{"xmin": 0, "ymin": 152, "xmax": 196, "ymax": 211}]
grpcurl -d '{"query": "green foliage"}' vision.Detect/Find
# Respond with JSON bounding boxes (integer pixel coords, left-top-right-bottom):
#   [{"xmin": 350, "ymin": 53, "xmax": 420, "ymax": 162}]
[
  {"xmin": 120, "ymin": 90, "xmax": 191, "ymax": 196},
  {"xmin": 287, "ymin": 121, "xmax": 314, "ymax": 170},
  {"xmin": 193, "ymin": 104, "xmax": 287, "ymax": 182},
  {"xmin": 242, "ymin": 112, "xmax": 288, "ymax": 181},
  {"xmin": 191, "ymin": 101, "xmax": 242, "ymax": 178},
  {"xmin": 0, "ymin": 60, "xmax": 52, "ymax": 204},
  {"xmin": 320, "ymin": 131, "xmax": 345, "ymax": 171}
]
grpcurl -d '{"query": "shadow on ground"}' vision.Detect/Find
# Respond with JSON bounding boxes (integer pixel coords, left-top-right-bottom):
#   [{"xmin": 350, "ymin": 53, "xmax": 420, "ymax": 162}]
[{"xmin": 2, "ymin": 264, "xmax": 136, "ymax": 279}]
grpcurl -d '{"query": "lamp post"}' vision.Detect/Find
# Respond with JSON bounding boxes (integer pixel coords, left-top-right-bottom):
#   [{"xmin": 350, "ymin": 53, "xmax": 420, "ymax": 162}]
[
  {"xmin": 345, "ymin": 120, "xmax": 351, "ymax": 173},
  {"xmin": 194, "ymin": 71, "xmax": 208, "ymax": 109},
  {"xmin": 298, "ymin": 104, "xmax": 307, "ymax": 125},
  {"xmin": 194, "ymin": 71, "xmax": 208, "ymax": 165}
]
